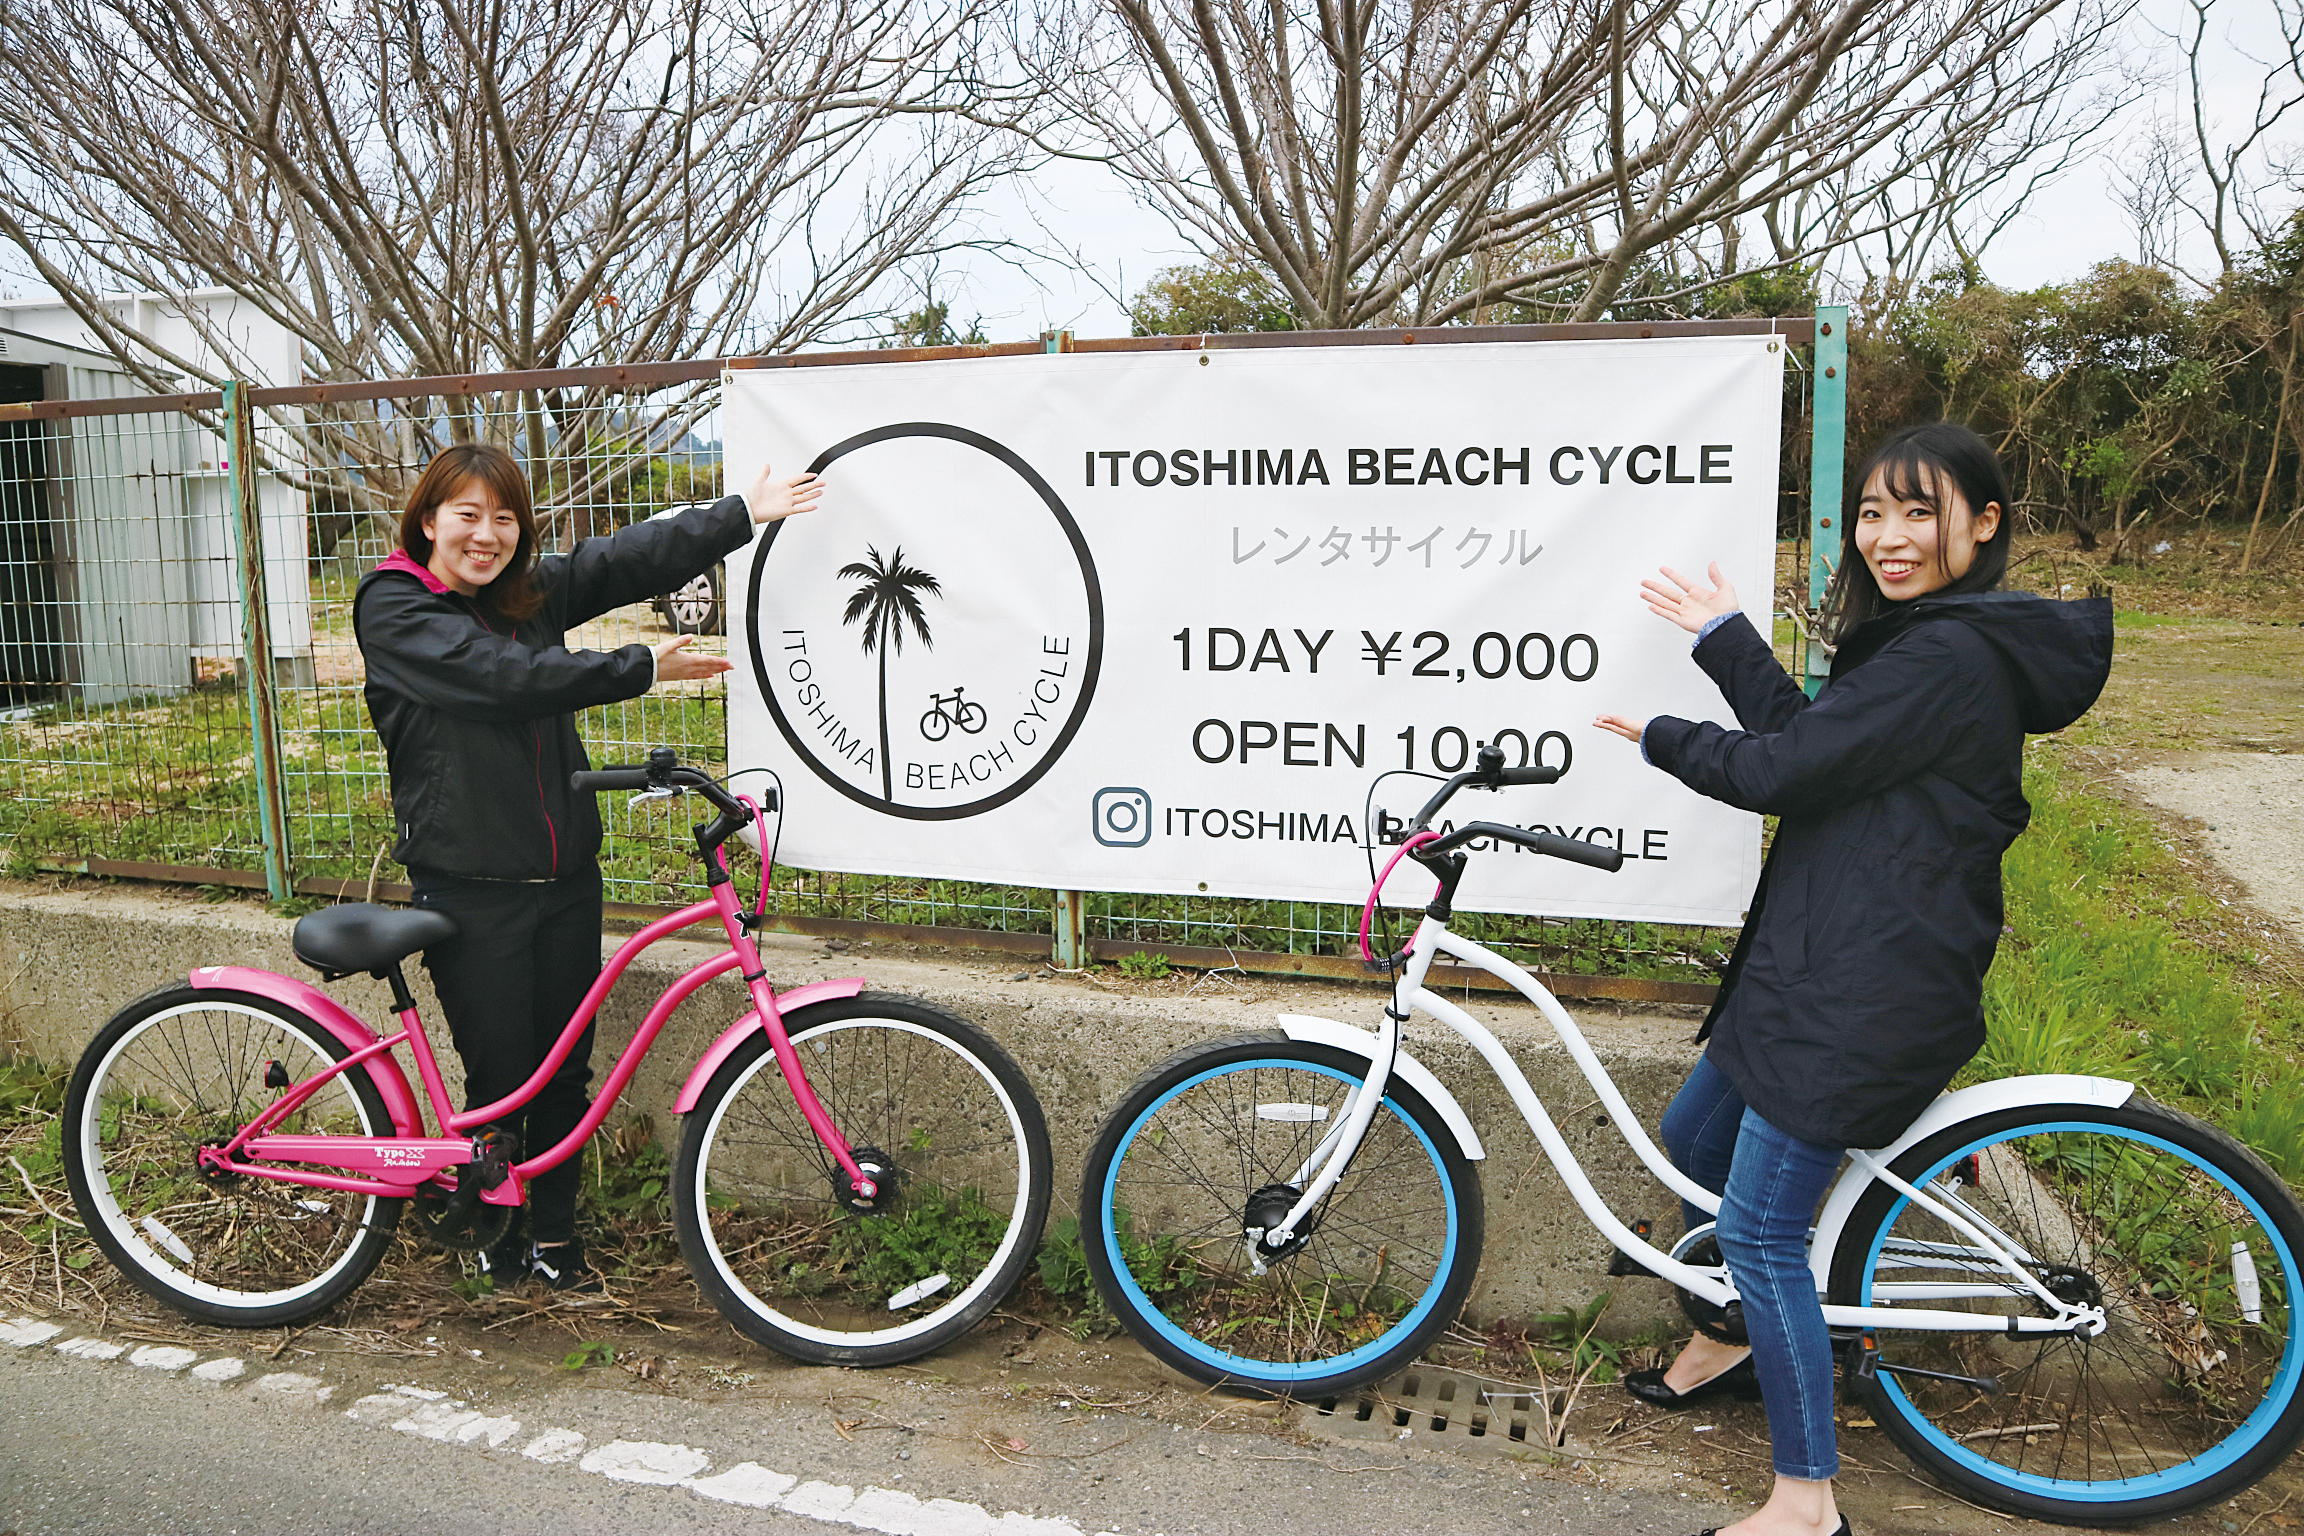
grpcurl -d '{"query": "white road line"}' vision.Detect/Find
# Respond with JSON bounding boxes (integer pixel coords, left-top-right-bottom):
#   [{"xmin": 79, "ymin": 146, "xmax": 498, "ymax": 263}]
[
  {"xmin": 249, "ymin": 1371, "xmax": 333, "ymax": 1407},
  {"xmin": 521, "ymin": 1428, "xmax": 587, "ymax": 1463},
  {"xmin": 54, "ymin": 1337, "xmax": 125, "ymax": 1361},
  {"xmin": 128, "ymin": 1345, "xmax": 199, "ymax": 1371},
  {"xmin": 17, "ymin": 1326, "xmax": 1130, "ymax": 1536},
  {"xmin": 685, "ymin": 1463, "xmax": 797, "ymax": 1508},
  {"xmin": 581, "ymin": 1440, "xmax": 714, "ymax": 1485}
]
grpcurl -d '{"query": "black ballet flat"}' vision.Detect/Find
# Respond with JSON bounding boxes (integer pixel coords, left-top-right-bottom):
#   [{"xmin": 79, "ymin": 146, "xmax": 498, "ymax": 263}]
[
  {"xmin": 1686, "ymin": 1522, "xmax": 1849, "ymax": 1536},
  {"xmin": 1623, "ymin": 1354, "xmax": 1762, "ymax": 1408}
]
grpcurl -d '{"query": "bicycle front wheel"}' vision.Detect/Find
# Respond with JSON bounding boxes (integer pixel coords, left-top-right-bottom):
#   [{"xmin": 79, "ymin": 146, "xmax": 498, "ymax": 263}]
[
  {"xmin": 1830, "ymin": 1097, "xmax": 2304, "ymax": 1523},
  {"xmin": 675, "ymin": 993, "xmax": 1051, "ymax": 1366},
  {"xmin": 1081, "ymin": 1033, "xmax": 1483, "ymax": 1396},
  {"xmin": 62, "ymin": 985, "xmax": 404, "ymax": 1327}
]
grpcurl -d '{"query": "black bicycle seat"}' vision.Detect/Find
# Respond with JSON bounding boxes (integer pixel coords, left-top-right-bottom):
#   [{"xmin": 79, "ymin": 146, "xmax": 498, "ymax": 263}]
[{"xmin": 292, "ymin": 903, "xmax": 459, "ymax": 976}]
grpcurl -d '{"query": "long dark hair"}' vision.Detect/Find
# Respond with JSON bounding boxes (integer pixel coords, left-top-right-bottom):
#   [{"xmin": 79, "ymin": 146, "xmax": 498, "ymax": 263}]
[
  {"xmin": 1822, "ymin": 421, "xmax": 2010, "ymax": 645},
  {"xmin": 396, "ymin": 444, "xmax": 545, "ymax": 622}
]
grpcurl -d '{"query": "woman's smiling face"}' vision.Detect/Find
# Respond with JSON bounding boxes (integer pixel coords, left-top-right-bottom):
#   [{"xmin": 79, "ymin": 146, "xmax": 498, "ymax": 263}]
[
  {"xmin": 1855, "ymin": 460, "xmax": 2002, "ymax": 601},
  {"xmin": 421, "ymin": 478, "xmax": 519, "ymax": 596}
]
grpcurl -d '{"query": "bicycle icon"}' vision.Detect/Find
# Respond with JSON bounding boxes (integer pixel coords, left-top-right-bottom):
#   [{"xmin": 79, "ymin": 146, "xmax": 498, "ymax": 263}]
[{"xmin": 919, "ymin": 686, "xmax": 989, "ymax": 742}]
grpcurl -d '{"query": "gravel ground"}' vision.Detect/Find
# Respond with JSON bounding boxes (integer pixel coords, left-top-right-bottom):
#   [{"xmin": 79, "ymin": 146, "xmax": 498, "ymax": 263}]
[{"xmin": 2123, "ymin": 752, "xmax": 2304, "ymax": 942}]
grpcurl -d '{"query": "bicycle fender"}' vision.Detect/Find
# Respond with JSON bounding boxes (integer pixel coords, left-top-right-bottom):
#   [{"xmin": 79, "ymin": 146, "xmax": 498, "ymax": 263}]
[
  {"xmin": 1807, "ymin": 1072, "xmax": 2136, "ymax": 1288},
  {"xmin": 188, "ymin": 966, "xmax": 426, "ymax": 1138},
  {"xmin": 1276, "ymin": 1014, "xmax": 1486, "ymax": 1161},
  {"xmin": 673, "ymin": 977, "xmax": 867, "ymax": 1114}
]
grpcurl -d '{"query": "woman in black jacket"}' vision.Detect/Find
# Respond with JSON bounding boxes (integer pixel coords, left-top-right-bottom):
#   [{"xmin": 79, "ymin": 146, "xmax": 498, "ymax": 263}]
[
  {"xmin": 1593, "ymin": 423, "xmax": 2111, "ymax": 1536},
  {"xmin": 355, "ymin": 444, "xmax": 821, "ymax": 1291}
]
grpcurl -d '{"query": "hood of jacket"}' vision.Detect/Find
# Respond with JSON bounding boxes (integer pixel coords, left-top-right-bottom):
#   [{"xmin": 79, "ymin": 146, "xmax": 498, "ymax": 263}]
[
  {"xmin": 1835, "ymin": 590, "xmax": 2112, "ymax": 734},
  {"xmin": 373, "ymin": 547, "xmax": 451, "ymax": 594}
]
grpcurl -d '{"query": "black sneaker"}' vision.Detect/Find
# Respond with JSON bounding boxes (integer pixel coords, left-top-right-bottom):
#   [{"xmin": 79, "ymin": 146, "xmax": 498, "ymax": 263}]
[
  {"xmin": 474, "ymin": 1226, "xmax": 529, "ymax": 1291},
  {"xmin": 528, "ymin": 1239, "xmax": 608, "ymax": 1298}
]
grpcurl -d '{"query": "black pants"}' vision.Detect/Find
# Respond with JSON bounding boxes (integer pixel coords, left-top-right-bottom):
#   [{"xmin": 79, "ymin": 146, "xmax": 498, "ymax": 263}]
[{"xmin": 410, "ymin": 867, "xmax": 602, "ymax": 1245}]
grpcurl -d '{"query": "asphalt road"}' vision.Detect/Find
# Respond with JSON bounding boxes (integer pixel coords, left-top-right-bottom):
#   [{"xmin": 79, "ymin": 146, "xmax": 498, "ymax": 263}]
[{"xmin": 0, "ymin": 1326, "xmax": 1739, "ymax": 1536}]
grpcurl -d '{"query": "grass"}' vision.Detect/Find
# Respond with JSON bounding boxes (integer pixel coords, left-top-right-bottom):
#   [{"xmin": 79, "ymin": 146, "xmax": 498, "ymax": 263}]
[{"xmin": 1971, "ymin": 744, "xmax": 2304, "ymax": 1185}]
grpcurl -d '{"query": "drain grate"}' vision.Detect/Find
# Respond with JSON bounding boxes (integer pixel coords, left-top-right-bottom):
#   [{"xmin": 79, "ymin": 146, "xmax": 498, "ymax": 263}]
[{"xmin": 1299, "ymin": 1367, "xmax": 1544, "ymax": 1453}]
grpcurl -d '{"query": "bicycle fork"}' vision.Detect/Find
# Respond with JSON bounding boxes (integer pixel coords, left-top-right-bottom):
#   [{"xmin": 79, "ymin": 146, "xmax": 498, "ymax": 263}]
[{"xmin": 1247, "ymin": 992, "xmax": 1411, "ymax": 1269}]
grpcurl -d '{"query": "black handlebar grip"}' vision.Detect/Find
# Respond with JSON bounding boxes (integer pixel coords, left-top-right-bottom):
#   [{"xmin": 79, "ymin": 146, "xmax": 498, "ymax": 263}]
[
  {"xmin": 1496, "ymin": 765, "xmax": 1561, "ymax": 786},
  {"xmin": 1532, "ymin": 832, "xmax": 1625, "ymax": 871},
  {"xmin": 570, "ymin": 768, "xmax": 653, "ymax": 793}
]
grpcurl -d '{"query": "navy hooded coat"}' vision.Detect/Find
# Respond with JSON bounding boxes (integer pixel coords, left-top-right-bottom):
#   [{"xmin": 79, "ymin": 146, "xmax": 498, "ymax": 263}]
[{"xmin": 1641, "ymin": 592, "xmax": 2114, "ymax": 1149}]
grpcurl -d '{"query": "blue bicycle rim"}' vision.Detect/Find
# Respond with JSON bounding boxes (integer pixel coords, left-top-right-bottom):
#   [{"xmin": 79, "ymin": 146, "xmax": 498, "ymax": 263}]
[
  {"xmin": 1863, "ymin": 1120, "xmax": 2303, "ymax": 1504},
  {"xmin": 1101, "ymin": 1057, "xmax": 1461, "ymax": 1384}
]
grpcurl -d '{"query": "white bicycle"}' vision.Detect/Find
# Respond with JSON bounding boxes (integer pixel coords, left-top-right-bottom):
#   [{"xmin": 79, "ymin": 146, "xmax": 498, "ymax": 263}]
[{"xmin": 1080, "ymin": 747, "xmax": 2304, "ymax": 1524}]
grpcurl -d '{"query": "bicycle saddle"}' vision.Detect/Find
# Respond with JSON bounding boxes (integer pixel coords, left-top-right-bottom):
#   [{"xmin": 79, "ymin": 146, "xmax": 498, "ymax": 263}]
[{"xmin": 292, "ymin": 903, "xmax": 459, "ymax": 976}]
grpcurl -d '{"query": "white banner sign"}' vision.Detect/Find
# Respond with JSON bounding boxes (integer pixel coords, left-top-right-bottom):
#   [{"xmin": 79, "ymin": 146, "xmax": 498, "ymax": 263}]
[{"xmin": 726, "ymin": 336, "xmax": 1780, "ymax": 925}]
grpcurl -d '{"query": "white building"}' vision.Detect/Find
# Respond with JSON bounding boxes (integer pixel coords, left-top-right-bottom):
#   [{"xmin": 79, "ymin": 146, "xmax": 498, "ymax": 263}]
[{"xmin": 0, "ymin": 289, "xmax": 312, "ymax": 703}]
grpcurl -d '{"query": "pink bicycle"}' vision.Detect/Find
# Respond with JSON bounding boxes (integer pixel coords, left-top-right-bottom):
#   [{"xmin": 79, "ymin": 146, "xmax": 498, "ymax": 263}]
[{"xmin": 62, "ymin": 750, "xmax": 1052, "ymax": 1366}]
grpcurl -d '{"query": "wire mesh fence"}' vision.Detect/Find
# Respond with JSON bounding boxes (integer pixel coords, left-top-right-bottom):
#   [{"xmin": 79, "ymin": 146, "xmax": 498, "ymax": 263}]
[{"xmin": 0, "ymin": 335, "xmax": 1804, "ymax": 996}]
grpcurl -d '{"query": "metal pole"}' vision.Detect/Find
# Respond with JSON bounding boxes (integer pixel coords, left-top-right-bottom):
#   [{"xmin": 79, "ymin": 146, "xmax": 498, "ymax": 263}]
[
  {"xmin": 1805, "ymin": 306, "xmax": 1849, "ymax": 697},
  {"xmin": 224, "ymin": 380, "xmax": 293, "ymax": 901},
  {"xmin": 1040, "ymin": 329, "xmax": 1089, "ymax": 968}
]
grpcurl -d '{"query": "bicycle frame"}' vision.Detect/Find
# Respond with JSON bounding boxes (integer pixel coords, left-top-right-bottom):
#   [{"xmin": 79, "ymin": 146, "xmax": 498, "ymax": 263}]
[
  {"xmin": 189, "ymin": 846, "xmax": 876, "ymax": 1205},
  {"xmin": 1267, "ymin": 903, "xmax": 2113, "ymax": 1342}
]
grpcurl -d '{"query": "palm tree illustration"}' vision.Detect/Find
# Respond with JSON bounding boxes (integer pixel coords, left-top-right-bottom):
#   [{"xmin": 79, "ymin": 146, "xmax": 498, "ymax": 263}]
[{"xmin": 839, "ymin": 545, "xmax": 942, "ymax": 801}]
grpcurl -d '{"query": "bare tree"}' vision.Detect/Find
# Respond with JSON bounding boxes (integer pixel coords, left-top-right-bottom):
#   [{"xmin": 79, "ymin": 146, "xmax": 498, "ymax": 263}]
[
  {"xmin": 1035, "ymin": 0, "xmax": 2132, "ymax": 328},
  {"xmin": 2135, "ymin": 0, "xmax": 2304, "ymax": 282},
  {"xmin": 0, "ymin": 0, "xmax": 1034, "ymax": 527}
]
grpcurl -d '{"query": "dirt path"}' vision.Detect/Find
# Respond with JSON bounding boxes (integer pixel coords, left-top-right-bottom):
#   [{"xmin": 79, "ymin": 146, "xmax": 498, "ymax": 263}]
[{"xmin": 2125, "ymin": 753, "xmax": 2304, "ymax": 945}]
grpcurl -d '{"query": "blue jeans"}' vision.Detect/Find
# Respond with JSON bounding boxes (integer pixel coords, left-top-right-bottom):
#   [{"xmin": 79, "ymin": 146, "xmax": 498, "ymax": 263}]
[{"xmin": 1660, "ymin": 1054, "xmax": 1845, "ymax": 1481}]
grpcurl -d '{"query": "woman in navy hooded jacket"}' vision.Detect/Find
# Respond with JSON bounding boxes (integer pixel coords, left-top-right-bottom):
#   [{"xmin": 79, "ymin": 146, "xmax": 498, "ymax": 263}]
[
  {"xmin": 1593, "ymin": 423, "xmax": 2111, "ymax": 1536},
  {"xmin": 355, "ymin": 444, "xmax": 821, "ymax": 1291}
]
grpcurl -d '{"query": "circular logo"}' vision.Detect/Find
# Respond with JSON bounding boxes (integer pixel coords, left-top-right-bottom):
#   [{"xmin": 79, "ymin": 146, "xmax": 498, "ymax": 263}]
[{"xmin": 745, "ymin": 423, "xmax": 1104, "ymax": 820}]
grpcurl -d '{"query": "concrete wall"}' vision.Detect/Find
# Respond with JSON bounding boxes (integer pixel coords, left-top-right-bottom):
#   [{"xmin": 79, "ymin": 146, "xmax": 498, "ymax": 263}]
[{"xmin": 0, "ymin": 880, "xmax": 1704, "ymax": 1331}]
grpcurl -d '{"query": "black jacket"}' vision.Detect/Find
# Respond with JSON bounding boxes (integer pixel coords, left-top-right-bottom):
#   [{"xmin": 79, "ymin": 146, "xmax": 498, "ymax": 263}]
[
  {"xmin": 355, "ymin": 497, "xmax": 754, "ymax": 881},
  {"xmin": 1642, "ymin": 592, "xmax": 2113, "ymax": 1148}
]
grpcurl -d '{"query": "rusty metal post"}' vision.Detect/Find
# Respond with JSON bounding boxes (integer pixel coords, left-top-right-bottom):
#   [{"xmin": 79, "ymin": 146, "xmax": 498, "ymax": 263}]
[{"xmin": 223, "ymin": 380, "xmax": 293, "ymax": 902}]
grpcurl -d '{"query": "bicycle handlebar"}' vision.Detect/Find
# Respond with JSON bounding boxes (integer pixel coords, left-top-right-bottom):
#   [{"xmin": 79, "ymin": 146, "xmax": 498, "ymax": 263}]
[
  {"xmin": 1420, "ymin": 820, "xmax": 1625, "ymax": 871},
  {"xmin": 571, "ymin": 749, "xmax": 761, "ymax": 822},
  {"xmin": 1401, "ymin": 746, "xmax": 1562, "ymax": 832}
]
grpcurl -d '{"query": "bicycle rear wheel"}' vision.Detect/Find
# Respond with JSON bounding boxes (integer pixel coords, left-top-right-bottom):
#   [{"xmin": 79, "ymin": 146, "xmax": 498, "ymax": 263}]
[
  {"xmin": 1830, "ymin": 1097, "xmax": 2304, "ymax": 1523},
  {"xmin": 1080, "ymin": 1032, "xmax": 1483, "ymax": 1396},
  {"xmin": 675, "ymin": 993, "xmax": 1050, "ymax": 1366},
  {"xmin": 62, "ymin": 985, "xmax": 404, "ymax": 1327}
]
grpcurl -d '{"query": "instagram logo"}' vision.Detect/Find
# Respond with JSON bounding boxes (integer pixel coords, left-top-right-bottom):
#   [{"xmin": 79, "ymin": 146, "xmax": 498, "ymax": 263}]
[{"xmin": 1091, "ymin": 787, "xmax": 1153, "ymax": 848}]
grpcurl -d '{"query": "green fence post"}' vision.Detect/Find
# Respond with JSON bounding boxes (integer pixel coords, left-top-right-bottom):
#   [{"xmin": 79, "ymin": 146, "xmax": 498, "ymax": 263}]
[
  {"xmin": 1805, "ymin": 306, "xmax": 1849, "ymax": 697},
  {"xmin": 223, "ymin": 380, "xmax": 294, "ymax": 902},
  {"xmin": 1041, "ymin": 329, "xmax": 1088, "ymax": 968}
]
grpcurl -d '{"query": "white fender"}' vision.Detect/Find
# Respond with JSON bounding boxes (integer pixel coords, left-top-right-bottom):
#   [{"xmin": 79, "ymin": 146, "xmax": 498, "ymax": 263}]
[
  {"xmin": 1809, "ymin": 1073, "xmax": 2136, "ymax": 1287},
  {"xmin": 1275, "ymin": 1014, "xmax": 1486, "ymax": 1162}
]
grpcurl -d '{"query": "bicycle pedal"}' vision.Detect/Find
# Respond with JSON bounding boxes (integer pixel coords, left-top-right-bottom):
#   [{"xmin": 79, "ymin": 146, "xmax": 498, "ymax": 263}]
[{"xmin": 1606, "ymin": 1217, "xmax": 1654, "ymax": 1276}]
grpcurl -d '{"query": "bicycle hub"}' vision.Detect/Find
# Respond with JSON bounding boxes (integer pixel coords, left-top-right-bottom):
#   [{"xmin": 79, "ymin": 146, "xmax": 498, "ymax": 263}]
[{"xmin": 1243, "ymin": 1182, "xmax": 1317, "ymax": 1259}]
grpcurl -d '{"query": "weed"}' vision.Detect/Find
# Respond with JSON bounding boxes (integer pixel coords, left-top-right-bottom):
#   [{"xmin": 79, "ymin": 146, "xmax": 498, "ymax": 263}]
[
  {"xmin": 1117, "ymin": 951, "xmax": 1171, "ymax": 980},
  {"xmin": 560, "ymin": 1340, "xmax": 615, "ymax": 1370},
  {"xmin": 832, "ymin": 1189, "xmax": 1005, "ymax": 1303}
]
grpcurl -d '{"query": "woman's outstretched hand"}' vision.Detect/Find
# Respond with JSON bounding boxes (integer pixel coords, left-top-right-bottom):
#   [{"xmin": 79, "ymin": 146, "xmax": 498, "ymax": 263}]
[
  {"xmin": 1641, "ymin": 561, "xmax": 1740, "ymax": 635},
  {"xmin": 653, "ymin": 635, "xmax": 732, "ymax": 683},
  {"xmin": 1593, "ymin": 714, "xmax": 1648, "ymax": 744},
  {"xmin": 745, "ymin": 461, "xmax": 825, "ymax": 525}
]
